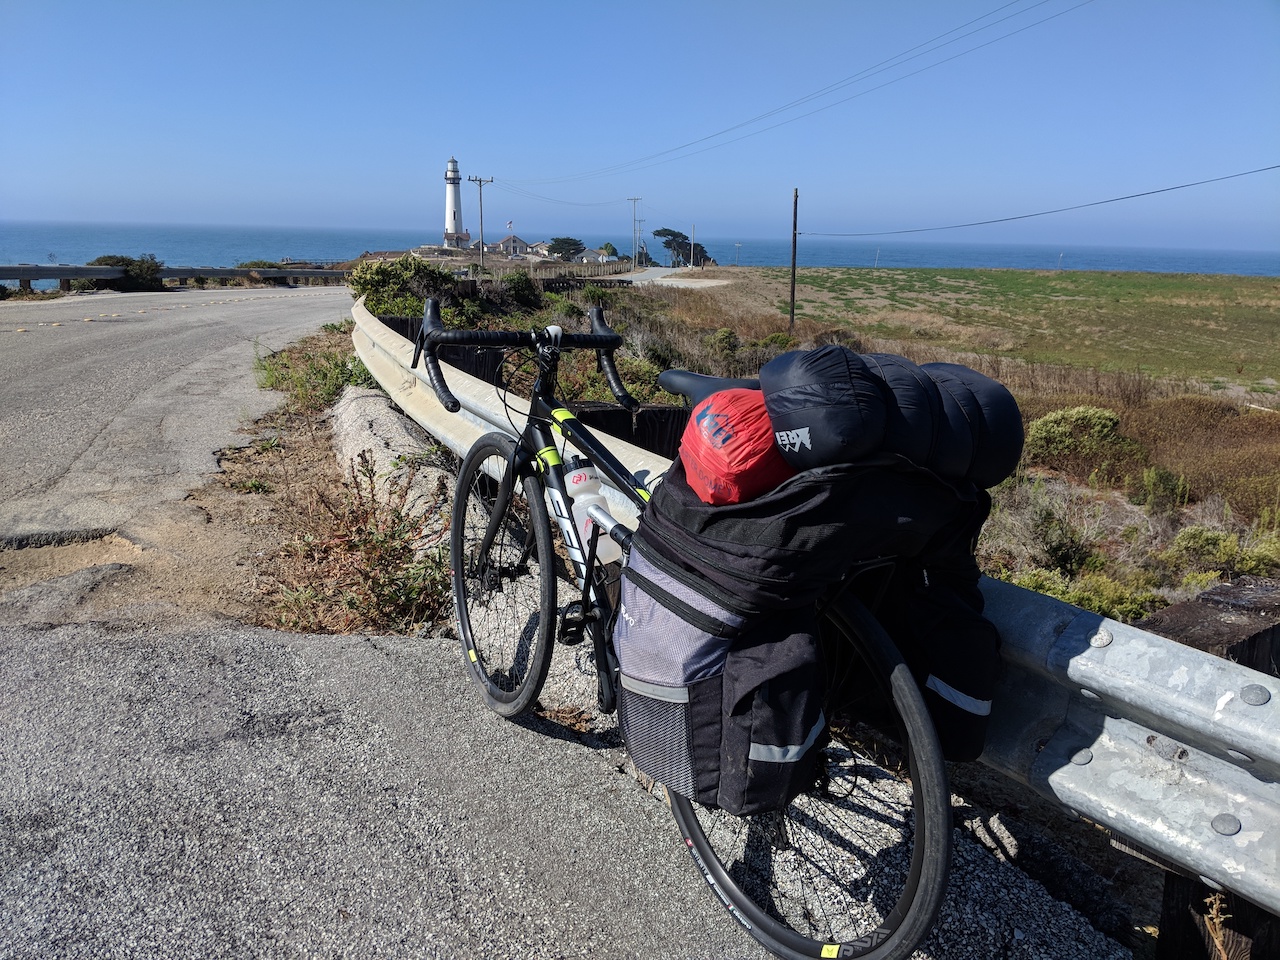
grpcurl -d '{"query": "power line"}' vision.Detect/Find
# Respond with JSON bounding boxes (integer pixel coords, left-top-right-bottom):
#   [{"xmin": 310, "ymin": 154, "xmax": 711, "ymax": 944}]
[
  {"xmin": 591, "ymin": 0, "xmax": 1101, "ymax": 180},
  {"xmin": 800, "ymin": 164, "xmax": 1280, "ymax": 238},
  {"xmin": 505, "ymin": 0, "xmax": 1095, "ymax": 186},
  {"xmin": 490, "ymin": 180, "xmax": 629, "ymax": 208}
]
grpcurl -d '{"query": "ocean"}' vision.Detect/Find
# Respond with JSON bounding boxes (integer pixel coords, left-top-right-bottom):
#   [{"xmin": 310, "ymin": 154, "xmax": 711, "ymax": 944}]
[{"xmin": 2, "ymin": 220, "xmax": 1277, "ymax": 280}]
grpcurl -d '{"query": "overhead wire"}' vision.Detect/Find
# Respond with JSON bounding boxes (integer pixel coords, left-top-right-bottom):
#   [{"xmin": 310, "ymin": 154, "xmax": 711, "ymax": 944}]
[
  {"xmin": 583, "ymin": 0, "xmax": 1100, "ymax": 180},
  {"xmin": 479, "ymin": 3, "xmax": 1266, "ymax": 242},
  {"xmin": 800, "ymin": 165, "xmax": 1280, "ymax": 237},
  {"xmin": 504, "ymin": 0, "xmax": 1092, "ymax": 187},
  {"xmin": 490, "ymin": 180, "xmax": 629, "ymax": 209}
]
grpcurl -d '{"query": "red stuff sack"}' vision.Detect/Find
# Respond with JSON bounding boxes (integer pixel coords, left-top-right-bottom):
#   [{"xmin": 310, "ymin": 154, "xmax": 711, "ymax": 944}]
[{"xmin": 678, "ymin": 388, "xmax": 797, "ymax": 505}]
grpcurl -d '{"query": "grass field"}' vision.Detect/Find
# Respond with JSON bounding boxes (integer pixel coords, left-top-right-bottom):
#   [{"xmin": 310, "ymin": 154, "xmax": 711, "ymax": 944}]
[{"xmin": 737, "ymin": 266, "xmax": 1279, "ymax": 393}]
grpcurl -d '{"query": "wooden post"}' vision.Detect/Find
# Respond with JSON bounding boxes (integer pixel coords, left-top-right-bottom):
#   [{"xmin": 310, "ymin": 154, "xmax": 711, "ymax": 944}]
[{"xmin": 789, "ymin": 188, "xmax": 798, "ymax": 334}]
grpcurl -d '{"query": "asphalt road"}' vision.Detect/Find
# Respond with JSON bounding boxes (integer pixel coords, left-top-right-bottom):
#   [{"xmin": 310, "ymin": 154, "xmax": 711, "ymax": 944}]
[
  {"xmin": 0, "ymin": 289, "xmax": 1132, "ymax": 959},
  {"xmin": 0, "ymin": 287, "xmax": 354, "ymax": 547},
  {"xmin": 0, "ymin": 614, "xmax": 758, "ymax": 960}
]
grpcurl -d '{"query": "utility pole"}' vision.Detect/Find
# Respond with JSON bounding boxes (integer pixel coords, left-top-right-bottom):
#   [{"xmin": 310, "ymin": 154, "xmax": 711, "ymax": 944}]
[
  {"xmin": 468, "ymin": 175, "xmax": 493, "ymax": 269},
  {"xmin": 789, "ymin": 188, "xmax": 798, "ymax": 334},
  {"xmin": 690, "ymin": 224, "xmax": 695, "ymax": 268},
  {"xmin": 628, "ymin": 197, "xmax": 641, "ymax": 274}
]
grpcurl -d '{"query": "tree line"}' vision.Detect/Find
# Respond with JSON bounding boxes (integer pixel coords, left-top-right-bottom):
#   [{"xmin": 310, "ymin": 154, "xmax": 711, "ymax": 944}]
[{"xmin": 545, "ymin": 228, "xmax": 712, "ymax": 267}]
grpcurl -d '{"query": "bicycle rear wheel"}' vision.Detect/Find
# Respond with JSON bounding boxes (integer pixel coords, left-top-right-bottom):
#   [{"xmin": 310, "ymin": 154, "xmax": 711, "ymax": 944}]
[
  {"xmin": 452, "ymin": 432, "xmax": 556, "ymax": 718},
  {"xmin": 669, "ymin": 596, "xmax": 951, "ymax": 960}
]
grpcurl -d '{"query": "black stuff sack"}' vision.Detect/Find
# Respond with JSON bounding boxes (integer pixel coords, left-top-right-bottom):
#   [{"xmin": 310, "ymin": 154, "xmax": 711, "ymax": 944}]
[
  {"xmin": 761, "ymin": 347, "xmax": 1024, "ymax": 492},
  {"xmin": 614, "ymin": 536, "xmax": 828, "ymax": 815},
  {"xmin": 758, "ymin": 345, "xmax": 888, "ymax": 470}
]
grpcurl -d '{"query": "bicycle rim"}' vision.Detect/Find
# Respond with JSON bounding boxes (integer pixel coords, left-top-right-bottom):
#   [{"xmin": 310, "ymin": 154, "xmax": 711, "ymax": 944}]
[
  {"xmin": 669, "ymin": 597, "xmax": 951, "ymax": 960},
  {"xmin": 452, "ymin": 433, "xmax": 556, "ymax": 718}
]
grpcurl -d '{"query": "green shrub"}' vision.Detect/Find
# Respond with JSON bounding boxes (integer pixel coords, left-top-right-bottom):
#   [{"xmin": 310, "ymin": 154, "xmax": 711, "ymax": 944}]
[
  {"xmin": 1023, "ymin": 405, "xmax": 1146, "ymax": 483},
  {"xmin": 1011, "ymin": 567, "xmax": 1165, "ymax": 622},
  {"xmin": 1131, "ymin": 466, "xmax": 1191, "ymax": 517},
  {"xmin": 501, "ymin": 270, "xmax": 541, "ymax": 309},
  {"xmin": 254, "ymin": 342, "xmax": 377, "ymax": 413},
  {"xmin": 349, "ymin": 254, "xmax": 457, "ymax": 316},
  {"xmin": 1030, "ymin": 500, "xmax": 1095, "ymax": 575},
  {"xmin": 580, "ymin": 283, "xmax": 616, "ymax": 309},
  {"xmin": 1159, "ymin": 525, "xmax": 1280, "ymax": 579},
  {"xmin": 86, "ymin": 253, "xmax": 164, "ymax": 292},
  {"xmin": 1064, "ymin": 573, "xmax": 1166, "ymax": 622},
  {"xmin": 540, "ymin": 292, "xmax": 583, "ymax": 320},
  {"xmin": 758, "ymin": 331, "xmax": 797, "ymax": 350},
  {"xmin": 707, "ymin": 327, "xmax": 741, "ymax": 357}
]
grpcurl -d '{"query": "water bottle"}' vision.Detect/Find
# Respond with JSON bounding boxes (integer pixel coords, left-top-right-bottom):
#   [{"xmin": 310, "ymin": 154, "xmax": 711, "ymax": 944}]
[{"xmin": 565, "ymin": 456, "xmax": 622, "ymax": 564}]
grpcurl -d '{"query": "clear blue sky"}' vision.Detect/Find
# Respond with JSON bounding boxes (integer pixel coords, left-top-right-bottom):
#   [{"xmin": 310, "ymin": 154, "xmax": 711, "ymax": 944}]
[{"xmin": 3, "ymin": 0, "xmax": 1277, "ymax": 250}]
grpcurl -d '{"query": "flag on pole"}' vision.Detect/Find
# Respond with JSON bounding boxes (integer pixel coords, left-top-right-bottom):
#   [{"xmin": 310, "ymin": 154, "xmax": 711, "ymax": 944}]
[{"xmin": 506, "ymin": 220, "xmax": 513, "ymax": 230}]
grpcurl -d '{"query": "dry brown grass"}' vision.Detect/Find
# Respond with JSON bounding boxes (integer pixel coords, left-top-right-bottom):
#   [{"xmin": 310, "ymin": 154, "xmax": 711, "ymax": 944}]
[{"xmin": 224, "ymin": 324, "xmax": 456, "ymax": 634}]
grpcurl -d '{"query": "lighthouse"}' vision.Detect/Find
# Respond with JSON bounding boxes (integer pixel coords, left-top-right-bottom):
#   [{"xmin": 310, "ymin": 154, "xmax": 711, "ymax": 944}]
[{"xmin": 443, "ymin": 157, "xmax": 470, "ymax": 248}]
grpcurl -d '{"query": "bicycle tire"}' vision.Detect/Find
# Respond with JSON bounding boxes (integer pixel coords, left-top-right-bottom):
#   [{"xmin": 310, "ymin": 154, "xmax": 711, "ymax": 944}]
[
  {"xmin": 669, "ymin": 595, "xmax": 951, "ymax": 960},
  {"xmin": 452, "ymin": 432, "xmax": 556, "ymax": 718}
]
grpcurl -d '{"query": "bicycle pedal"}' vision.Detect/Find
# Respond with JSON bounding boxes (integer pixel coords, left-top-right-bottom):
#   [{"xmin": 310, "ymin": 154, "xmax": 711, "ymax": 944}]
[{"xmin": 558, "ymin": 602, "xmax": 587, "ymax": 646}]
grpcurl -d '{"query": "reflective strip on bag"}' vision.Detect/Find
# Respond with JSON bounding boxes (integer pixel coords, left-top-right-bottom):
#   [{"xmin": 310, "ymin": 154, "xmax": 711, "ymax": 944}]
[
  {"xmin": 748, "ymin": 712, "xmax": 826, "ymax": 764},
  {"xmin": 620, "ymin": 673, "xmax": 689, "ymax": 703}
]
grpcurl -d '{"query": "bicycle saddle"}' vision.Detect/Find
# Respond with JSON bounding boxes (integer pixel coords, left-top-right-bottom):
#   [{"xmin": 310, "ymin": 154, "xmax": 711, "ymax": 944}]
[{"xmin": 657, "ymin": 369, "xmax": 761, "ymax": 406}]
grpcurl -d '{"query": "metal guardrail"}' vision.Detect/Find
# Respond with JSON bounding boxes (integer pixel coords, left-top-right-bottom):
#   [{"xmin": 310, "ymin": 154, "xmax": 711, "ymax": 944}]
[
  {"xmin": 0, "ymin": 264, "xmax": 346, "ymax": 282},
  {"xmin": 349, "ymin": 297, "xmax": 669, "ymax": 528},
  {"xmin": 0, "ymin": 265, "xmax": 129, "ymax": 281},
  {"xmin": 349, "ymin": 296, "xmax": 1280, "ymax": 916}
]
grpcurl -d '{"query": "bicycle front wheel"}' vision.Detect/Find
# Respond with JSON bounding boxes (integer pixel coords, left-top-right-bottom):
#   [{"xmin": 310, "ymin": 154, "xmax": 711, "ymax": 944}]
[
  {"xmin": 669, "ymin": 595, "xmax": 951, "ymax": 960},
  {"xmin": 452, "ymin": 432, "xmax": 556, "ymax": 718}
]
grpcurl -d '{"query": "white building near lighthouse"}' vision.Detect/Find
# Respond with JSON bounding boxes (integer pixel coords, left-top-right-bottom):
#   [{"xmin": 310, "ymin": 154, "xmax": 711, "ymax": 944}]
[{"xmin": 442, "ymin": 157, "xmax": 470, "ymax": 249}]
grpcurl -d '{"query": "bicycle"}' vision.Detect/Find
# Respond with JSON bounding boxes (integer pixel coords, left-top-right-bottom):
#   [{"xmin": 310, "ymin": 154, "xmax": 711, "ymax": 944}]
[{"xmin": 414, "ymin": 298, "xmax": 952, "ymax": 960}]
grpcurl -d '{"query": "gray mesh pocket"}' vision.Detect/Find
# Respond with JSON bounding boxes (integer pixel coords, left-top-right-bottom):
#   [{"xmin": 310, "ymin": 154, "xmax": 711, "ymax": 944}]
[{"xmin": 618, "ymin": 675, "xmax": 695, "ymax": 799}]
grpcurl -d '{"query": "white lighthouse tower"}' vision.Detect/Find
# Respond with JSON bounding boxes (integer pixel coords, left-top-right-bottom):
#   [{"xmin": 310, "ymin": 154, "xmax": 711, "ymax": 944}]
[{"xmin": 443, "ymin": 157, "xmax": 470, "ymax": 249}]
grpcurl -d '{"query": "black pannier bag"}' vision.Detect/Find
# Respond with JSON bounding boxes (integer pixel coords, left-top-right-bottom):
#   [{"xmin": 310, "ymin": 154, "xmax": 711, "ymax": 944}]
[
  {"xmin": 617, "ymin": 456, "xmax": 965, "ymax": 813},
  {"xmin": 616, "ymin": 351, "xmax": 1025, "ymax": 803},
  {"xmin": 615, "ymin": 534, "xmax": 828, "ymax": 815},
  {"xmin": 613, "ymin": 540, "xmax": 742, "ymax": 806},
  {"xmin": 718, "ymin": 607, "xmax": 828, "ymax": 816}
]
